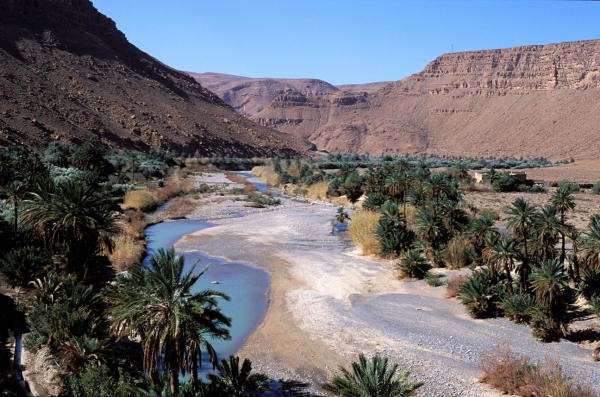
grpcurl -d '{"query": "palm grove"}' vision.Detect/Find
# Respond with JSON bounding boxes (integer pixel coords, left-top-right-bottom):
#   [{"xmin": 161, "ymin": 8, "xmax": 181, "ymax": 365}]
[{"xmin": 0, "ymin": 143, "xmax": 284, "ymax": 396}]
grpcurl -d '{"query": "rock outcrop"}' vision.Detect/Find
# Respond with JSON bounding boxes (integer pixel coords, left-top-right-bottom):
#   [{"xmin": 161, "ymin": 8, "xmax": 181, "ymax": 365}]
[
  {"xmin": 0, "ymin": 0, "xmax": 311, "ymax": 156},
  {"xmin": 210, "ymin": 40, "xmax": 600, "ymax": 160}
]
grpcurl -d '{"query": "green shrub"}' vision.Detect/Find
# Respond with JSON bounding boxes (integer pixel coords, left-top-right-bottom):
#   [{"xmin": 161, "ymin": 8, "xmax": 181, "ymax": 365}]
[
  {"xmin": 424, "ymin": 272, "xmax": 444, "ymax": 287},
  {"xmin": 529, "ymin": 183, "xmax": 547, "ymax": 193},
  {"xmin": 592, "ymin": 181, "xmax": 600, "ymax": 195},
  {"xmin": 70, "ymin": 364, "xmax": 117, "ymax": 397},
  {"xmin": 0, "ymin": 245, "xmax": 49, "ymax": 288},
  {"xmin": 588, "ymin": 295, "xmax": 600, "ymax": 316},
  {"xmin": 459, "ymin": 267, "xmax": 504, "ymax": 318},
  {"xmin": 396, "ymin": 249, "xmax": 431, "ymax": 279},
  {"xmin": 323, "ymin": 353, "xmax": 422, "ymax": 397},
  {"xmin": 499, "ymin": 292, "xmax": 538, "ymax": 323},
  {"xmin": 376, "ymin": 201, "xmax": 415, "ymax": 257}
]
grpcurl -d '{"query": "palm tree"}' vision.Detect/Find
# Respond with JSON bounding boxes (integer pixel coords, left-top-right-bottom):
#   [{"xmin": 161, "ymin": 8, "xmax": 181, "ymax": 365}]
[
  {"xmin": 206, "ymin": 356, "xmax": 270, "ymax": 397},
  {"xmin": 414, "ymin": 206, "xmax": 448, "ymax": 266},
  {"xmin": 2, "ymin": 180, "xmax": 27, "ymax": 232},
  {"xmin": 490, "ymin": 236, "xmax": 518, "ymax": 295},
  {"xmin": 581, "ymin": 214, "xmax": 600, "ymax": 270},
  {"xmin": 530, "ymin": 259, "xmax": 568, "ymax": 306},
  {"xmin": 566, "ymin": 228, "xmax": 581, "ymax": 282},
  {"xmin": 551, "ymin": 184, "xmax": 576, "ymax": 264},
  {"xmin": 323, "ymin": 353, "xmax": 422, "ymax": 397},
  {"xmin": 532, "ymin": 205, "xmax": 561, "ymax": 262},
  {"xmin": 504, "ymin": 198, "xmax": 537, "ymax": 292},
  {"xmin": 21, "ymin": 180, "xmax": 118, "ymax": 279},
  {"xmin": 396, "ymin": 249, "xmax": 431, "ymax": 279},
  {"xmin": 106, "ymin": 248, "xmax": 231, "ymax": 395},
  {"xmin": 466, "ymin": 216, "xmax": 498, "ymax": 266}
]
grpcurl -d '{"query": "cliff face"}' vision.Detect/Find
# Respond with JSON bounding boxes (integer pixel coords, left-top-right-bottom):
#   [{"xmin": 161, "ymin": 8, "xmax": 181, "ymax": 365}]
[
  {"xmin": 0, "ymin": 0, "xmax": 311, "ymax": 156},
  {"xmin": 252, "ymin": 39, "xmax": 600, "ymax": 160}
]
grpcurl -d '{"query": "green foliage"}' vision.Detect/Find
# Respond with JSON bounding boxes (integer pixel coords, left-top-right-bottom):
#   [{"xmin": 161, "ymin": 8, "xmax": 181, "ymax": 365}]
[
  {"xmin": 21, "ymin": 180, "xmax": 119, "ymax": 279},
  {"xmin": 322, "ymin": 353, "xmax": 422, "ymax": 397},
  {"xmin": 459, "ymin": 267, "xmax": 505, "ymax": 318},
  {"xmin": 492, "ymin": 173, "xmax": 521, "ymax": 193},
  {"xmin": 0, "ymin": 245, "xmax": 49, "ymax": 287},
  {"xmin": 499, "ymin": 292, "xmax": 538, "ymax": 323},
  {"xmin": 424, "ymin": 272, "xmax": 444, "ymax": 287},
  {"xmin": 205, "ymin": 356, "xmax": 270, "ymax": 397},
  {"xmin": 579, "ymin": 265, "xmax": 600, "ymax": 301},
  {"xmin": 69, "ymin": 364, "xmax": 141, "ymax": 397},
  {"xmin": 26, "ymin": 274, "xmax": 106, "ymax": 357},
  {"xmin": 362, "ymin": 192, "xmax": 386, "ymax": 211},
  {"xmin": 396, "ymin": 249, "xmax": 431, "ymax": 279},
  {"xmin": 592, "ymin": 181, "xmax": 600, "ymax": 195},
  {"xmin": 375, "ymin": 201, "xmax": 415, "ymax": 257},
  {"xmin": 106, "ymin": 247, "xmax": 231, "ymax": 394},
  {"xmin": 341, "ymin": 171, "xmax": 364, "ymax": 203}
]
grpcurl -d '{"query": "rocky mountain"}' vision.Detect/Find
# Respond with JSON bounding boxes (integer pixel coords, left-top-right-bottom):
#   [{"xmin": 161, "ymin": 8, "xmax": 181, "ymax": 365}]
[
  {"xmin": 0, "ymin": 0, "xmax": 311, "ymax": 156},
  {"xmin": 215, "ymin": 40, "xmax": 600, "ymax": 160},
  {"xmin": 189, "ymin": 72, "xmax": 340, "ymax": 117}
]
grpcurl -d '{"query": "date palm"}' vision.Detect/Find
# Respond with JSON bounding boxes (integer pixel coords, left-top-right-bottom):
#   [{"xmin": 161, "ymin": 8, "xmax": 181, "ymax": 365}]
[
  {"xmin": 532, "ymin": 205, "xmax": 560, "ymax": 262},
  {"xmin": 323, "ymin": 353, "xmax": 422, "ymax": 397},
  {"xmin": 529, "ymin": 259, "xmax": 570, "ymax": 327},
  {"xmin": 581, "ymin": 214, "xmax": 600, "ymax": 270},
  {"xmin": 21, "ymin": 180, "xmax": 118, "ymax": 279},
  {"xmin": 490, "ymin": 236, "xmax": 518, "ymax": 295},
  {"xmin": 106, "ymin": 247, "xmax": 231, "ymax": 395},
  {"xmin": 206, "ymin": 355, "xmax": 270, "ymax": 397},
  {"xmin": 551, "ymin": 184, "xmax": 576, "ymax": 264},
  {"xmin": 505, "ymin": 198, "xmax": 537, "ymax": 292}
]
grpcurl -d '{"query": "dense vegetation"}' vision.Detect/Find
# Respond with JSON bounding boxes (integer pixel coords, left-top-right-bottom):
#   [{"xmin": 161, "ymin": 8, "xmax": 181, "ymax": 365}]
[{"xmin": 0, "ymin": 144, "xmax": 284, "ymax": 395}]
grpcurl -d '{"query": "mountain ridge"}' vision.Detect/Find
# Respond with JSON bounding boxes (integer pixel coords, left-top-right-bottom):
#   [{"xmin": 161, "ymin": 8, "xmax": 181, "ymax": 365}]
[
  {"xmin": 195, "ymin": 39, "xmax": 600, "ymax": 160},
  {"xmin": 0, "ymin": 0, "xmax": 311, "ymax": 156}
]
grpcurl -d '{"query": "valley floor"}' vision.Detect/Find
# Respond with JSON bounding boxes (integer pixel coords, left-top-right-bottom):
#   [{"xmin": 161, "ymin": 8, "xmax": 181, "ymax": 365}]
[{"xmin": 175, "ymin": 178, "xmax": 600, "ymax": 397}]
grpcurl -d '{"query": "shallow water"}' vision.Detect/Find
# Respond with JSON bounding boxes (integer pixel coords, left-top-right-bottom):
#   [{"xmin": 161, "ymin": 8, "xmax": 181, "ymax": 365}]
[
  {"xmin": 144, "ymin": 219, "xmax": 270, "ymax": 371},
  {"xmin": 237, "ymin": 171, "xmax": 267, "ymax": 192}
]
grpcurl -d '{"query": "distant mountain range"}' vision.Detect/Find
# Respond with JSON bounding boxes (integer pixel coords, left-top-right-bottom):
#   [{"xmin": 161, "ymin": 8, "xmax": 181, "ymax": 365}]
[
  {"xmin": 0, "ymin": 0, "xmax": 311, "ymax": 156},
  {"xmin": 192, "ymin": 40, "xmax": 600, "ymax": 160}
]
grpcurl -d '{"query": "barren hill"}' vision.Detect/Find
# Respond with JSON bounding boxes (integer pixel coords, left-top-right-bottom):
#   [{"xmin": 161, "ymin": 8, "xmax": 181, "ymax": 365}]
[
  {"xmin": 189, "ymin": 72, "xmax": 340, "ymax": 117},
  {"xmin": 251, "ymin": 40, "xmax": 600, "ymax": 160},
  {"xmin": 0, "ymin": 0, "xmax": 311, "ymax": 156}
]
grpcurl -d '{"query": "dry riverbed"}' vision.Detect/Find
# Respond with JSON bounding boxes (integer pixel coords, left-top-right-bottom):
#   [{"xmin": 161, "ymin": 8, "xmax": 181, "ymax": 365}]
[{"xmin": 174, "ymin": 173, "xmax": 600, "ymax": 396}]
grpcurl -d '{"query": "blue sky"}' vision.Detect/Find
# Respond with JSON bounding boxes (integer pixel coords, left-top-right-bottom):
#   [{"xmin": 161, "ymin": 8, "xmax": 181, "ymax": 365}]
[{"xmin": 93, "ymin": 1, "xmax": 600, "ymax": 85}]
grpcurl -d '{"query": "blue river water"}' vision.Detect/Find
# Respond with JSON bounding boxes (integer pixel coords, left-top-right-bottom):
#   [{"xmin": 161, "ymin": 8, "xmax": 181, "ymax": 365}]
[{"xmin": 144, "ymin": 218, "xmax": 270, "ymax": 371}]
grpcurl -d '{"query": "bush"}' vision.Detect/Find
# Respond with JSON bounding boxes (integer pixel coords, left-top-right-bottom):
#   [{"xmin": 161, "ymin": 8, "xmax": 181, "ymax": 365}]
[
  {"xmin": 70, "ymin": 364, "xmax": 117, "ymax": 397},
  {"xmin": 589, "ymin": 295, "xmax": 600, "ymax": 317},
  {"xmin": 444, "ymin": 234, "xmax": 471, "ymax": 269},
  {"xmin": 305, "ymin": 181, "xmax": 329, "ymax": 201},
  {"xmin": 499, "ymin": 292, "xmax": 538, "ymax": 323},
  {"xmin": 375, "ymin": 201, "xmax": 415, "ymax": 257},
  {"xmin": 424, "ymin": 272, "xmax": 444, "ymax": 287},
  {"xmin": 592, "ymin": 181, "xmax": 600, "ymax": 195},
  {"xmin": 445, "ymin": 275, "xmax": 469, "ymax": 298},
  {"xmin": 108, "ymin": 233, "xmax": 145, "ymax": 271},
  {"xmin": 0, "ymin": 245, "xmax": 49, "ymax": 287},
  {"xmin": 529, "ymin": 183, "xmax": 547, "ymax": 193},
  {"xmin": 348, "ymin": 210, "xmax": 381, "ymax": 256},
  {"xmin": 123, "ymin": 189, "xmax": 160, "ymax": 211},
  {"xmin": 459, "ymin": 267, "xmax": 504, "ymax": 318},
  {"xmin": 479, "ymin": 346, "xmax": 597, "ymax": 397},
  {"xmin": 396, "ymin": 249, "xmax": 431, "ymax": 279}
]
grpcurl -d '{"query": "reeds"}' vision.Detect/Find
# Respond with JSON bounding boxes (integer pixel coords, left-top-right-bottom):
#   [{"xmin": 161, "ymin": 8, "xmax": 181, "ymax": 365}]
[{"xmin": 348, "ymin": 210, "xmax": 381, "ymax": 255}]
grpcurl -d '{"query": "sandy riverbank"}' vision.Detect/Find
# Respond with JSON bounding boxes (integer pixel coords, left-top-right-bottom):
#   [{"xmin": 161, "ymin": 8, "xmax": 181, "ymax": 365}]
[{"xmin": 175, "ymin": 177, "xmax": 600, "ymax": 396}]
